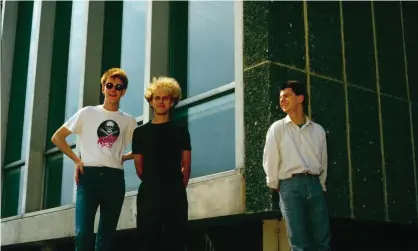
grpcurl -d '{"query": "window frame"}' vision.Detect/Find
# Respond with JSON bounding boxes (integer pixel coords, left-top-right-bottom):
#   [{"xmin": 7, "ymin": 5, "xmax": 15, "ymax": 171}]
[{"xmin": 167, "ymin": 0, "xmax": 243, "ymax": 176}]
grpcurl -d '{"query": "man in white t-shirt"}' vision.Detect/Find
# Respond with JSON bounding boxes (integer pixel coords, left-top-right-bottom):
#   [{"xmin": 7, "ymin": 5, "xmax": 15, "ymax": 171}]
[{"xmin": 51, "ymin": 68, "xmax": 137, "ymax": 251}]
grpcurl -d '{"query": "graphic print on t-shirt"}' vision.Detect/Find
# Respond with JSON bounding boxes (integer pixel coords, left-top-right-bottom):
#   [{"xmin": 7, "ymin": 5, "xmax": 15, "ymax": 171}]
[{"xmin": 97, "ymin": 120, "xmax": 120, "ymax": 148}]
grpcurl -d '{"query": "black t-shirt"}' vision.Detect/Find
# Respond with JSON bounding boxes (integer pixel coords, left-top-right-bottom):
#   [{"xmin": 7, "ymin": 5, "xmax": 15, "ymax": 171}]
[{"xmin": 132, "ymin": 121, "xmax": 191, "ymax": 186}]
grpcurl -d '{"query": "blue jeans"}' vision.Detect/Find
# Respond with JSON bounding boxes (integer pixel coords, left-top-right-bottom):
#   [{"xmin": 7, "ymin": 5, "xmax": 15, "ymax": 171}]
[
  {"xmin": 75, "ymin": 167, "xmax": 125, "ymax": 251},
  {"xmin": 279, "ymin": 175, "xmax": 331, "ymax": 251}
]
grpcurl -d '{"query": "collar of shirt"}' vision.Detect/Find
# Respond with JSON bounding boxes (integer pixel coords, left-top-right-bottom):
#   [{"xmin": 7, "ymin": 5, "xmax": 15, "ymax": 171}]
[{"xmin": 284, "ymin": 115, "xmax": 311, "ymax": 128}]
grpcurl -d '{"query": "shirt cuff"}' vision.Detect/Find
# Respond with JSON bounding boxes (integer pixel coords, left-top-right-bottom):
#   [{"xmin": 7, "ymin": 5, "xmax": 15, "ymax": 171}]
[
  {"xmin": 266, "ymin": 179, "xmax": 279, "ymax": 190},
  {"xmin": 320, "ymin": 182, "xmax": 327, "ymax": 192}
]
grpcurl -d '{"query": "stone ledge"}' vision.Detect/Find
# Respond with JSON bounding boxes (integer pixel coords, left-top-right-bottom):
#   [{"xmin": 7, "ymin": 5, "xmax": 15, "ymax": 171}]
[{"xmin": 1, "ymin": 171, "xmax": 245, "ymax": 246}]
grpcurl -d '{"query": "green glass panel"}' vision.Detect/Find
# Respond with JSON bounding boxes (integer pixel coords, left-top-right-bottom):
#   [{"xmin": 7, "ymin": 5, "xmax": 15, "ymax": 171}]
[
  {"xmin": 43, "ymin": 153, "xmax": 64, "ymax": 209},
  {"xmin": 101, "ymin": 1, "xmax": 123, "ymax": 73},
  {"xmin": 4, "ymin": 1, "xmax": 34, "ymax": 164},
  {"xmin": 43, "ymin": 152, "xmax": 75, "ymax": 208},
  {"xmin": 1, "ymin": 168, "xmax": 21, "ymax": 218},
  {"xmin": 45, "ymin": 1, "xmax": 72, "ymax": 150}
]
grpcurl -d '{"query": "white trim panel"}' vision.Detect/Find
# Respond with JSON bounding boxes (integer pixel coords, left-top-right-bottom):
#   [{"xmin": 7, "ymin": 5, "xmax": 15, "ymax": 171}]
[{"xmin": 234, "ymin": 0, "xmax": 245, "ymax": 170}]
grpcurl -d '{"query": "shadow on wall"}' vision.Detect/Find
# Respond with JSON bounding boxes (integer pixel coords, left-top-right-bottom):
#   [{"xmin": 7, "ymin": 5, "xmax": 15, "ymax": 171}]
[
  {"xmin": 330, "ymin": 218, "xmax": 418, "ymax": 251},
  {"xmin": 2, "ymin": 218, "xmax": 418, "ymax": 251}
]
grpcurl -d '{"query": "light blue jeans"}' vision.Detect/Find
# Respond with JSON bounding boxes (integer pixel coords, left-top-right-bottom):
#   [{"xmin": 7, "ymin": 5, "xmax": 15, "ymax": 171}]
[{"xmin": 279, "ymin": 175, "xmax": 331, "ymax": 251}]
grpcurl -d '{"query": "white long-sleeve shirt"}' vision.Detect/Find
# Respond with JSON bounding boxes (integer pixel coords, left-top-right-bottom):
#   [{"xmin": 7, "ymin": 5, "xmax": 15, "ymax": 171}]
[{"xmin": 262, "ymin": 115, "xmax": 328, "ymax": 191}]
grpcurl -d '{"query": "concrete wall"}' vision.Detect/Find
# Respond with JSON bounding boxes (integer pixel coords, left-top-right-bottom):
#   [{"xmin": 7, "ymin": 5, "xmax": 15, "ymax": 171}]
[
  {"xmin": 243, "ymin": 1, "xmax": 418, "ymax": 224},
  {"xmin": 1, "ymin": 171, "xmax": 245, "ymax": 246}
]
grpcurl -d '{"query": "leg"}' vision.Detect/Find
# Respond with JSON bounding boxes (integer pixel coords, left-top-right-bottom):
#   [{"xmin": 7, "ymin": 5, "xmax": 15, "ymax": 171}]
[
  {"xmin": 75, "ymin": 170, "xmax": 100, "ymax": 251},
  {"xmin": 95, "ymin": 168, "xmax": 125, "ymax": 251},
  {"xmin": 161, "ymin": 191, "xmax": 188, "ymax": 251},
  {"xmin": 137, "ymin": 186, "xmax": 163, "ymax": 251},
  {"xmin": 279, "ymin": 178, "xmax": 310, "ymax": 251},
  {"xmin": 307, "ymin": 178, "xmax": 331, "ymax": 251}
]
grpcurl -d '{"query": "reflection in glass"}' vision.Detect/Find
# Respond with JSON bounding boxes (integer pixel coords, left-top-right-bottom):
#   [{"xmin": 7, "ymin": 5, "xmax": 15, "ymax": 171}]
[
  {"xmin": 187, "ymin": 1, "xmax": 235, "ymax": 97},
  {"xmin": 1, "ymin": 168, "xmax": 21, "ymax": 217},
  {"xmin": 65, "ymin": 1, "xmax": 88, "ymax": 144},
  {"xmin": 44, "ymin": 153, "xmax": 63, "ymax": 209},
  {"xmin": 173, "ymin": 93, "xmax": 235, "ymax": 177},
  {"xmin": 61, "ymin": 155, "xmax": 76, "ymax": 205},
  {"xmin": 44, "ymin": 152, "xmax": 75, "ymax": 208},
  {"xmin": 119, "ymin": 0, "xmax": 148, "ymax": 117}
]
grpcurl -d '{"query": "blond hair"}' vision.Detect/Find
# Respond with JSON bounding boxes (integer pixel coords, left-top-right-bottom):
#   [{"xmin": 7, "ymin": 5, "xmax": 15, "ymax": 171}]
[
  {"xmin": 100, "ymin": 68, "xmax": 129, "ymax": 88},
  {"xmin": 145, "ymin": 76, "xmax": 182, "ymax": 106}
]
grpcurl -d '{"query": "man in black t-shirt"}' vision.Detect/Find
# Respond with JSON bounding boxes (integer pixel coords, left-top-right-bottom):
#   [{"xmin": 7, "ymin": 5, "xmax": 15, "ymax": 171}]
[{"xmin": 132, "ymin": 76, "xmax": 191, "ymax": 251}]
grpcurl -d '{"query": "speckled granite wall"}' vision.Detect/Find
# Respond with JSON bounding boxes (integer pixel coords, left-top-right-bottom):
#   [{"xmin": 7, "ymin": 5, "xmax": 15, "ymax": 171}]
[{"xmin": 243, "ymin": 1, "xmax": 418, "ymax": 224}]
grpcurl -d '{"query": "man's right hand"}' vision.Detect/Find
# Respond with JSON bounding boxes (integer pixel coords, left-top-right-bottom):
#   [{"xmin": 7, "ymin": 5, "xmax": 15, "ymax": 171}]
[{"xmin": 75, "ymin": 160, "xmax": 84, "ymax": 184}]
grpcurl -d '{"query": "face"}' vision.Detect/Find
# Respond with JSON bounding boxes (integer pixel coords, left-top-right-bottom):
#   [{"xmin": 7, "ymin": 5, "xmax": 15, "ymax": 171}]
[
  {"xmin": 102, "ymin": 77, "xmax": 126, "ymax": 104},
  {"xmin": 150, "ymin": 87, "xmax": 174, "ymax": 115},
  {"xmin": 279, "ymin": 88, "xmax": 304, "ymax": 113}
]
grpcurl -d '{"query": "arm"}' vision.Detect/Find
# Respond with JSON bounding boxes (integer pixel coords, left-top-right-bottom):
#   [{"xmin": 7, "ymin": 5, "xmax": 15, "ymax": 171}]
[
  {"xmin": 262, "ymin": 123, "xmax": 281, "ymax": 190},
  {"xmin": 122, "ymin": 151, "xmax": 133, "ymax": 162},
  {"xmin": 52, "ymin": 126, "xmax": 83, "ymax": 184},
  {"xmin": 122, "ymin": 118, "xmax": 138, "ymax": 163},
  {"xmin": 182, "ymin": 150, "xmax": 191, "ymax": 187},
  {"xmin": 131, "ymin": 127, "xmax": 143, "ymax": 180},
  {"xmin": 179, "ymin": 126, "xmax": 192, "ymax": 187},
  {"xmin": 133, "ymin": 154, "xmax": 144, "ymax": 180},
  {"xmin": 319, "ymin": 133, "xmax": 328, "ymax": 192},
  {"xmin": 51, "ymin": 126, "xmax": 81, "ymax": 164}
]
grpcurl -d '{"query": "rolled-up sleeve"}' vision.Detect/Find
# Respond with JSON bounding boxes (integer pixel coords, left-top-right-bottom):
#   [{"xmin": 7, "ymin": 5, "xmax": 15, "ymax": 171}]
[{"xmin": 263, "ymin": 123, "xmax": 281, "ymax": 189}]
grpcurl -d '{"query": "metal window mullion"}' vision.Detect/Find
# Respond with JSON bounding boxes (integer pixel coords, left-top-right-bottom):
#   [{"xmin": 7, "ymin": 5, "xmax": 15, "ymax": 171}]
[
  {"xmin": 20, "ymin": 1, "xmax": 56, "ymax": 214},
  {"xmin": 3, "ymin": 159, "xmax": 25, "ymax": 170},
  {"xmin": 234, "ymin": 0, "xmax": 245, "ymax": 170},
  {"xmin": 175, "ymin": 82, "xmax": 235, "ymax": 110},
  {"xmin": 44, "ymin": 143, "xmax": 76, "ymax": 156}
]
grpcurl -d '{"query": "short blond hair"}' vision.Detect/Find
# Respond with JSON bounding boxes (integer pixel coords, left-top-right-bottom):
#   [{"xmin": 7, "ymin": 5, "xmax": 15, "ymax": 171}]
[
  {"xmin": 100, "ymin": 68, "xmax": 129, "ymax": 88},
  {"xmin": 145, "ymin": 76, "xmax": 182, "ymax": 106}
]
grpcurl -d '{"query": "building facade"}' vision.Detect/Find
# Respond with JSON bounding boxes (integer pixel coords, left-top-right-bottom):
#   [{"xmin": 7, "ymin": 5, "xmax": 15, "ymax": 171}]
[{"xmin": 1, "ymin": 1, "xmax": 418, "ymax": 250}]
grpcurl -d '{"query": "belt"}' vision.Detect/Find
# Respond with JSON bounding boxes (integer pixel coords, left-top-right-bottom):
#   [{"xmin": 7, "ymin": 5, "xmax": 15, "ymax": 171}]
[{"xmin": 292, "ymin": 172, "xmax": 319, "ymax": 177}]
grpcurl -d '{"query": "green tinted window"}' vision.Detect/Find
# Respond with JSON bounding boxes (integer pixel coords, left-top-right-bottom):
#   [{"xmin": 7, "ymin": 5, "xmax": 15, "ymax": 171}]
[
  {"xmin": 1, "ymin": 168, "xmax": 22, "ymax": 218},
  {"xmin": 4, "ymin": 1, "xmax": 34, "ymax": 165}
]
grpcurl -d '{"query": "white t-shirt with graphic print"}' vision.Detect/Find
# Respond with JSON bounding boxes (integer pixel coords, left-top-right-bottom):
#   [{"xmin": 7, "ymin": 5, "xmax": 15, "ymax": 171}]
[{"xmin": 63, "ymin": 105, "xmax": 137, "ymax": 170}]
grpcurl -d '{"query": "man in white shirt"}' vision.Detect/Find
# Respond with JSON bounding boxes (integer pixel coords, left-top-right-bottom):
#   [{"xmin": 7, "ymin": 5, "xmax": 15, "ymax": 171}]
[
  {"xmin": 51, "ymin": 68, "xmax": 137, "ymax": 251},
  {"xmin": 263, "ymin": 80, "xmax": 331, "ymax": 251}
]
